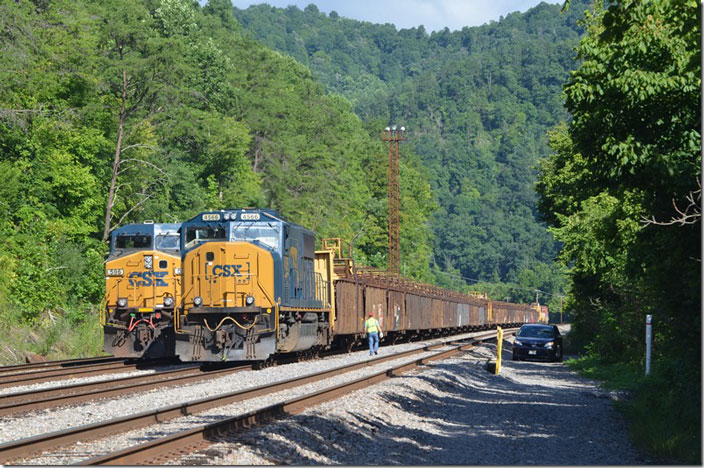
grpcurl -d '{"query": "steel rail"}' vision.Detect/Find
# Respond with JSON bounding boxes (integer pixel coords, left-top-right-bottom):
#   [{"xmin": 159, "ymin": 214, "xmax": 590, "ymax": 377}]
[
  {"xmin": 79, "ymin": 335, "xmax": 500, "ymax": 466},
  {"xmin": 0, "ymin": 359, "xmax": 173, "ymax": 389},
  {"xmin": 0, "ymin": 363, "xmax": 246, "ymax": 417},
  {"xmin": 0, "ymin": 356, "xmax": 121, "ymax": 375}
]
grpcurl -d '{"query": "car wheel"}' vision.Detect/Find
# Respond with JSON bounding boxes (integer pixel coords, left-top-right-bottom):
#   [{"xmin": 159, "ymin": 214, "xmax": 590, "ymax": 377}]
[{"xmin": 555, "ymin": 345, "xmax": 563, "ymax": 362}]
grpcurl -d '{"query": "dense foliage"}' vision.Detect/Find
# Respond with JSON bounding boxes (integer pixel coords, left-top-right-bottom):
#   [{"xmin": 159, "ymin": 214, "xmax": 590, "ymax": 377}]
[
  {"xmin": 537, "ymin": 0, "xmax": 700, "ymax": 461},
  {"xmin": 0, "ymin": 0, "xmax": 434, "ymax": 324},
  {"xmin": 233, "ymin": 1, "xmax": 591, "ymax": 306}
]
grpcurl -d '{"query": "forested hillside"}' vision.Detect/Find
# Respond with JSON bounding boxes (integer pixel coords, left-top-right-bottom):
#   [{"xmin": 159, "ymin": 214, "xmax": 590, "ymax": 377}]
[
  {"xmin": 0, "ymin": 0, "xmax": 434, "ymax": 345},
  {"xmin": 234, "ymin": 1, "xmax": 589, "ymax": 305}
]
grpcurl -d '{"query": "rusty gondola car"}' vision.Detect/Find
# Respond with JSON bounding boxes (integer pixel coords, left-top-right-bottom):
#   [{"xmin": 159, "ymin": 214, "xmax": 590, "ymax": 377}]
[
  {"xmin": 324, "ymin": 238, "xmax": 537, "ymax": 351},
  {"xmin": 173, "ymin": 209, "xmax": 539, "ymax": 363}
]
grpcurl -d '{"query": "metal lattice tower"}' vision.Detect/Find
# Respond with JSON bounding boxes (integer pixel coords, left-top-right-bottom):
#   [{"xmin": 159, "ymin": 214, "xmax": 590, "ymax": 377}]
[{"xmin": 382, "ymin": 125, "xmax": 405, "ymax": 275}]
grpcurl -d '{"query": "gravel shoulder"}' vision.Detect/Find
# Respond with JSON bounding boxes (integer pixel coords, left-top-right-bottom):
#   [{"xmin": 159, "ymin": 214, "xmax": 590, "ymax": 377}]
[{"xmin": 186, "ymin": 337, "xmax": 651, "ymax": 466}]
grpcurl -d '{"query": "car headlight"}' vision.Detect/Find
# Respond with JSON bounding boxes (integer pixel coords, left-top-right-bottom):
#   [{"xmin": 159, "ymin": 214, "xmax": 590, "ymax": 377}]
[
  {"xmin": 224, "ymin": 212, "xmax": 230, "ymax": 220},
  {"xmin": 193, "ymin": 296, "xmax": 203, "ymax": 307},
  {"xmin": 545, "ymin": 341, "xmax": 554, "ymax": 349},
  {"xmin": 117, "ymin": 297, "xmax": 128, "ymax": 308},
  {"xmin": 245, "ymin": 295, "xmax": 255, "ymax": 306},
  {"xmin": 513, "ymin": 339, "xmax": 522, "ymax": 346},
  {"xmin": 144, "ymin": 255, "xmax": 153, "ymax": 269},
  {"xmin": 106, "ymin": 268, "xmax": 124, "ymax": 276},
  {"xmin": 163, "ymin": 296, "xmax": 174, "ymax": 307}
]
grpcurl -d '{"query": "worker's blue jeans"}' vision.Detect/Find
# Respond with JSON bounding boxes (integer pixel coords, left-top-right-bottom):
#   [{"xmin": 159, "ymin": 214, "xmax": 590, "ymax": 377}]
[{"xmin": 368, "ymin": 331, "xmax": 379, "ymax": 355}]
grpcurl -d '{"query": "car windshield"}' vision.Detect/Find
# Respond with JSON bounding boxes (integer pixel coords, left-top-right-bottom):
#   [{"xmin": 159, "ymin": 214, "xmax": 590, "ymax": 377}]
[{"xmin": 517, "ymin": 326, "xmax": 554, "ymax": 338}]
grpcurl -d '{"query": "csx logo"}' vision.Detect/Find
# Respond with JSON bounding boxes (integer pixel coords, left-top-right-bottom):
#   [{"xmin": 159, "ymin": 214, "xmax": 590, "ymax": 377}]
[
  {"xmin": 207, "ymin": 264, "xmax": 246, "ymax": 277},
  {"xmin": 129, "ymin": 271, "xmax": 168, "ymax": 287}
]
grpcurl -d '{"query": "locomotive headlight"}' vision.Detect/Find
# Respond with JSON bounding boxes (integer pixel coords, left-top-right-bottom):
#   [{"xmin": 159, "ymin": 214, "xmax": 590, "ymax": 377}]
[
  {"xmin": 163, "ymin": 296, "xmax": 174, "ymax": 307},
  {"xmin": 144, "ymin": 255, "xmax": 153, "ymax": 269},
  {"xmin": 224, "ymin": 212, "xmax": 230, "ymax": 220},
  {"xmin": 174, "ymin": 268, "xmax": 182, "ymax": 275},
  {"xmin": 106, "ymin": 268, "xmax": 124, "ymax": 277},
  {"xmin": 245, "ymin": 295, "xmax": 255, "ymax": 306},
  {"xmin": 193, "ymin": 296, "xmax": 203, "ymax": 307},
  {"xmin": 117, "ymin": 297, "xmax": 128, "ymax": 308}
]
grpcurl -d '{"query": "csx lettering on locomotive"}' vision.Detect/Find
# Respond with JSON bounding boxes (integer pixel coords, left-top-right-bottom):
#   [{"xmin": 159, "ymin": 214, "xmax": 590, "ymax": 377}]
[
  {"xmin": 128, "ymin": 271, "xmax": 168, "ymax": 287},
  {"xmin": 206, "ymin": 263, "xmax": 250, "ymax": 278}
]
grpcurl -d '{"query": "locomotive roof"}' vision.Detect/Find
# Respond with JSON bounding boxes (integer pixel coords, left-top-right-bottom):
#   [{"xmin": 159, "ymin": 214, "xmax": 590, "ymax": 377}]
[
  {"xmin": 111, "ymin": 222, "xmax": 181, "ymax": 237},
  {"xmin": 183, "ymin": 209, "xmax": 311, "ymax": 233}
]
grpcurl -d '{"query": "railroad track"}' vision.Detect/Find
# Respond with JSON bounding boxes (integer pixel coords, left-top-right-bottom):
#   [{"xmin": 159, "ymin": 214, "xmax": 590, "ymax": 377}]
[
  {"xmin": 0, "ymin": 328, "xmax": 515, "ymax": 465},
  {"xmin": 0, "ymin": 362, "xmax": 247, "ymax": 416},
  {"xmin": 0, "ymin": 357, "xmax": 174, "ymax": 389},
  {"xmin": 0, "ymin": 356, "xmax": 119, "ymax": 375}
]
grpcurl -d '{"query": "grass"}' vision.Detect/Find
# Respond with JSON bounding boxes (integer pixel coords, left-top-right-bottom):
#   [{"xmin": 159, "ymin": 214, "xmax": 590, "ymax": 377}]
[
  {"xmin": 0, "ymin": 307, "xmax": 107, "ymax": 365},
  {"xmin": 566, "ymin": 353, "xmax": 701, "ymax": 465}
]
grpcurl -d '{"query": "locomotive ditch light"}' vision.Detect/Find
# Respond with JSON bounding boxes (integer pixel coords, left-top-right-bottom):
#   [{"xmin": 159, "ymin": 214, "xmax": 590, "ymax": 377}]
[
  {"xmin": 117, "ymin": 297, "xmax": 128, "ymax": 308},
  {"xmin": 193, "ymin": 296, "xmax": 203, "ymax": 306},
  {"xmin": 163, "ymin": 296, "xmax": 174, "ymax": 307},
  {"xmin": 245, "ymin": 295, "xmax": 255, "ymax": 306},
  {"xmin": 174, "ymin": 267, "xmax": 182, "ymax": 275}
]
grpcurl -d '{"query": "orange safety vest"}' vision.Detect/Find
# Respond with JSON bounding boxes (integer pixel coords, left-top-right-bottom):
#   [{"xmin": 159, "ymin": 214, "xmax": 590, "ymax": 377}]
[{"xmin": 365, "ymin": 317, "xmax": 380, "ymax": 333}]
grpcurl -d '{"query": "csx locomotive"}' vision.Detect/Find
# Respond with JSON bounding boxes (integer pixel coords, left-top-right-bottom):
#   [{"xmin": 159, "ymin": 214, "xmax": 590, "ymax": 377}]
[
  {"xmin": 175, "ymin": 209, "xmax": 327, "ymax": 361},
  {"xmin": 102, "ymin": 222, "xmax": 181, "ymax": 358},
  {"xmin": 172, "ymin": 209, "xmax": 540, "ymax": 362}
]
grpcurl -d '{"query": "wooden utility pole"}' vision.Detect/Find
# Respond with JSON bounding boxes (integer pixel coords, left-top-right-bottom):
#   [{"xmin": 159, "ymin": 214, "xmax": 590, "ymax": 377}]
[{"xmin": 382, "ymin": 125, "xmax": 405, "ymax": 275}]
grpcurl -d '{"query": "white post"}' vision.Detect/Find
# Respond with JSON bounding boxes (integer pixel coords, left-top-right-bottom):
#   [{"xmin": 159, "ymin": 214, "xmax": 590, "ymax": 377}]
[{"xmin": 645, "ymin": 314, "xmax": 652, "ymax": 376}]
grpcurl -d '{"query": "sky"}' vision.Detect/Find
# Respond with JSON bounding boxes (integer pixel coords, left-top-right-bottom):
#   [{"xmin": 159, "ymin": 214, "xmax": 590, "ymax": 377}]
[{"xmin": 231, "ymin": 0, "xmax": 559, "ymax": 33}]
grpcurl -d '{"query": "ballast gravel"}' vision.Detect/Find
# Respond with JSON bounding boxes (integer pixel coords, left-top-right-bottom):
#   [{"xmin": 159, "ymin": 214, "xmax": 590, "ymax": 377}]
[{"xmin": 2, "ymin": 327, "xmax": 651, "ymax": 465}]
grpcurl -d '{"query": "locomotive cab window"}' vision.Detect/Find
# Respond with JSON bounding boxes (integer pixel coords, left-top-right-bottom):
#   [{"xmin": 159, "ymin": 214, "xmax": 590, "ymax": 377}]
[
  {"xmin": 185, "ymin": 225, "xmax": 226, "ymax": 249},
  {"xmin": 231, "ymin": 222, "xmax": 281, "ymax": 251},
  {"xmin": 156, "ymin": 234, "xmax": 180, "ymax": 251},
  {"xmin": 115, "ymin": 235, "xmax": 152, "ymax": 250}
]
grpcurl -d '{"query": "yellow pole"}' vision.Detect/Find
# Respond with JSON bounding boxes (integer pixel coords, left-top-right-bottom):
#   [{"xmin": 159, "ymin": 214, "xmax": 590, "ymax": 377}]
[{"xmin": 495, "ymin": 326, "xmax": 503, "ymax": 374}]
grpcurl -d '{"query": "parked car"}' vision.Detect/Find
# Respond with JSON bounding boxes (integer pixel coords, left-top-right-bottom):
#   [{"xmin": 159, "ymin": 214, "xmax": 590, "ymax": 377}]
[{"xmin": 512, "ymin": 324, "xmax": 563, "ymax": 362}]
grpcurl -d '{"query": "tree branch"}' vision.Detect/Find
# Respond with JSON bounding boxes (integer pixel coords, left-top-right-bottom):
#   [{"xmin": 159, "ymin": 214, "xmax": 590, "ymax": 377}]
[{"xmin": 641, "ymin": 181, "xmax": 701, "ymax": 227}]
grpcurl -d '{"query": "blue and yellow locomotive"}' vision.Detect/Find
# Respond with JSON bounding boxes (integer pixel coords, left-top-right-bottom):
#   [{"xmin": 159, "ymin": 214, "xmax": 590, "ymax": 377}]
[
  {"xmin": 175, "ymin": 209, "xmax": 332, "ymax": 362},
  {"xmin": 102, "ymin": 222, "xmax": 182, "ymax": 358}
]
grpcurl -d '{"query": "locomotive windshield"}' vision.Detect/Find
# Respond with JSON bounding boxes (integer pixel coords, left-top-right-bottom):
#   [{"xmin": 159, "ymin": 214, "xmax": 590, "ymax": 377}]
[
  {"xmin": 115, "ymin": 234, "xmax": 152, "ymax": 250},
  {"xmin": 185, "ymin": 225, "xmax": 226, "ymax": 249},
  {"xmin": 156, "ymin": 234, "xmax": 180, "ymax": 251},
  {"xmin": 230, "ymin": 222, "xmax": 281, "ymax": 251}
]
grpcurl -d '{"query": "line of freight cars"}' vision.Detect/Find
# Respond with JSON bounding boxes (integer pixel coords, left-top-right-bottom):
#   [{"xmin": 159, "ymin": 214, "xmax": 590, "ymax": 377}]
[{"xmin": 101, "ymin": 209, "xmax": 542, "ymax": 362}]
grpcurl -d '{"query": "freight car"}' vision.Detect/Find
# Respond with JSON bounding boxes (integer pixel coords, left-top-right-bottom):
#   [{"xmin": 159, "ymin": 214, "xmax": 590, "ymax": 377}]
[
  {"xmin": 174, "ymin": 209, "xmax": 538, "ymax": 363},
  {"xmin": 101, "ymin": 222, "xmax": 181, "ymax": 358}
]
